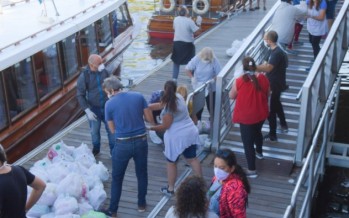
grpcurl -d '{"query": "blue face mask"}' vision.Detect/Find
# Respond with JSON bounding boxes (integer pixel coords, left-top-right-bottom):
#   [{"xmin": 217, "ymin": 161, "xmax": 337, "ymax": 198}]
[{"xmin": 214, "ymin": 167, "xmax": 230, "ymax": 181}]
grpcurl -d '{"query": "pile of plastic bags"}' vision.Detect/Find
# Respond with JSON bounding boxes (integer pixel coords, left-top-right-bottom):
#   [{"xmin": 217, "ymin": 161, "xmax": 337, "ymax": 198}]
[{"xmin": 26, "ymin": 141, "xmax": 109, "ymax": 218}]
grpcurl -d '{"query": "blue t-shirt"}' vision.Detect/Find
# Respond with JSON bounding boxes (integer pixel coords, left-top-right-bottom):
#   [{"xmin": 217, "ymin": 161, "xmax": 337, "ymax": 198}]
[{"xmin": 105, "ymin": 91, "xmax": 148, "ymax": 138}]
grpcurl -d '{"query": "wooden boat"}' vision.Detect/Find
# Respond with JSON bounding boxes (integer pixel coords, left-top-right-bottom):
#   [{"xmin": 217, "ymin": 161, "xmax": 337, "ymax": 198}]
[
  {"xmin": 0, "ymin": 0, "xmax": 134, "ymax": 162},
  {"xmin": 147, "ymin": 0, "xmax": 239, "ymax": 39}
]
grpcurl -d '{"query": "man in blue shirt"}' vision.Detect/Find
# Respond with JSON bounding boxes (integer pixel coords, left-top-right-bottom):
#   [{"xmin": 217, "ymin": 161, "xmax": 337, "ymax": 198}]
[
  {"xmin": 103, "ymin": 76, "xmax": 154, "ymax": 217},
  {"xmin": 76, "ymin": 54, "xmax": 115, "ymax": 156}
]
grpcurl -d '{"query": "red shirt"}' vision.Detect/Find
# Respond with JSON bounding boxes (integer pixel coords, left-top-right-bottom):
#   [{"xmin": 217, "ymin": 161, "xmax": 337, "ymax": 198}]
[
  {"xmin": 216, "ymin": 174, "xmax": 248, "ymax": 218},
  {"xmin": 232, "ymin": 73, "xmax": 269, "ymax": 124}
]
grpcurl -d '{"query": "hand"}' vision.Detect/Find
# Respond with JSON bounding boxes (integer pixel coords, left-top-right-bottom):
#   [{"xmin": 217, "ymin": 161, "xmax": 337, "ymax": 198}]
[
  {"xmin": 85, "ymin": 108, "xmax": 97, "ymax": 121},
  {"xmin": 196, "ymin": 15, "xmax": 202, "ymax": 26}
]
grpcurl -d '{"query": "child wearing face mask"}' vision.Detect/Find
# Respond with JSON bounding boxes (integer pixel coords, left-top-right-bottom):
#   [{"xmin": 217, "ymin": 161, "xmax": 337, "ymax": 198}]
[{"xmin": 207, "ymin": 149, "xmax": 251, "ymax": 218}]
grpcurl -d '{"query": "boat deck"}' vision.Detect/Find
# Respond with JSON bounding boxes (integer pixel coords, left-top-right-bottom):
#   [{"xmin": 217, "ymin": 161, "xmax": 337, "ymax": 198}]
[{"xmin": 17, "ymin": 0, "xmax": 310, "ymax": 217}]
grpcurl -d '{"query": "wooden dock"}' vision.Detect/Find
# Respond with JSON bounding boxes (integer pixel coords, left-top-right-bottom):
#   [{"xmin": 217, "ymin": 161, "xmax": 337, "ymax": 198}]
[{"xmin": 17, "ymin": 0, "xmax": 310, "ymax": 217}]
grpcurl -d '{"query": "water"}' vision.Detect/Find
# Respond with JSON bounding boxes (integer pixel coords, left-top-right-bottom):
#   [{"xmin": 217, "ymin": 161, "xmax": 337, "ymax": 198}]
[{"xmin": 121, "ymin": 0, "xmax": 173, "ymax": 83}]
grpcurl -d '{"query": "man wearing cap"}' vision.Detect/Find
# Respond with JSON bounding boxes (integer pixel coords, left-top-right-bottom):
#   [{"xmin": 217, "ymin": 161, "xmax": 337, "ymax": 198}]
[
  {"xmin": 76, "ymin": 54, "xmax": 115, "ymax": 156},
  {"xmin": 102, "ymin": 76, "xmax": 154, "ymax": 217}
]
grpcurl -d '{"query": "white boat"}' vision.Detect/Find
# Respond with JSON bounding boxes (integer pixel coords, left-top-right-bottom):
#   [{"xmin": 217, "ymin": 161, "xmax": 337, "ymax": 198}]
[{"xmin": 0, "ymin": 0, "xmax": 134, "ymax": 161}]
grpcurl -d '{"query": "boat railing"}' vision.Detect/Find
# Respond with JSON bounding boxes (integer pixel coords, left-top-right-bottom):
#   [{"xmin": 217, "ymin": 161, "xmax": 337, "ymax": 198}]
[
  {"xmin": 295, "ymin": 0, "xmax": 349, "ymax": 165},
  {"xmin": 211, "ymin": 1, "xmax": 280, "ymax": 150},
  {"xmin": 0, "ymin": 0, "xmax": 111, "ymax": 53},
  {"xmin": 283, "ymin": 77, "xmax": 341, "ymax": 218}
]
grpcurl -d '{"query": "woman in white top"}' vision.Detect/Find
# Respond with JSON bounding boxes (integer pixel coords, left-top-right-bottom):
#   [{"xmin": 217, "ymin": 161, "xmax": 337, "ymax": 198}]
[
  {"xmin": 306, "ymin": 0, "xmax": 327, "ymax": 58},
  {"xmin": 165, "ymin": 175, "xmax": 219, "ymax": 218},
  {"xmin": 149, "ymin": 80, "xmax": 202, "ymax": 196}
]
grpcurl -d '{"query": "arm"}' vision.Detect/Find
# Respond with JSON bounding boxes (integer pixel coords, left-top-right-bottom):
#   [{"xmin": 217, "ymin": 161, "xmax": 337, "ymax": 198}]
[
  {"xmin": 26, "ymin": 177, "xmax": 46, "ymax": 212},
  {"xmin": 311, "ymin": 9, "xmax": 326, "ymax": 21},
  {"xmin": 76, "ymin": 71, "xmax": 89, "ymax": 110},
  {"xmin": 229, "ymin": 80, "xmax": 238, "ymax": 99},
  {"xmin": 256, "ymin": 62, "xmax": 274, "ymax": 73},
  {"xmin": 150, "ymin": 113, "xmax": 173, "ymax": 132},
  {"xmin": 108, "ymin": 120, "xmax": 115, "ymax": 134},
  {"xmin": 148, "ymin": 102, "xmax": 164, "ymax": 111},
  {"xmin": 144, "ymin": 108, "xmax": 155, "ymax": 124},
  {"xmin": 186, "ymin": 69, "xmax": 194, "ymax": 78}
]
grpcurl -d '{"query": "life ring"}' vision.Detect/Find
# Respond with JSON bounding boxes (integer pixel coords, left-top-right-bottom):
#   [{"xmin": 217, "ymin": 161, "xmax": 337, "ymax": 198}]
[
  {"xmin": 192, "ymin": 0, "xmax": 210, "ymax": 15},
  {"xmin": 159, "ymin": 0, "xmax": 175, "ymax": 13}
]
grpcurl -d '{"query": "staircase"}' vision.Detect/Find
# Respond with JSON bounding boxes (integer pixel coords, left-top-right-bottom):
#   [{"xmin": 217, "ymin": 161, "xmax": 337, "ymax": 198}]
[{"xmin": 220, "ymin": 28, "xmax": 322, "ymax": 162}]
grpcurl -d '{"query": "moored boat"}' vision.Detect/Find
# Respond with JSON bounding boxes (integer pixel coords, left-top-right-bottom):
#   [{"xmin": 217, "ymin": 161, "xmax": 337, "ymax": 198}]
[
  {"xmin": 147, "ymin": 0, "xmax": 239, "ymax": 39},
  {"xmin": 0, "ymin": 0, "xmax": 134, "ymax": 162}
]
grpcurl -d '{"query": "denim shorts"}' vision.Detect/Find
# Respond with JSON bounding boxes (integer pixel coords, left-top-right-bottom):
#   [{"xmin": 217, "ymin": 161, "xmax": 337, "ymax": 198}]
[
  {"xmin": 167, "ymin": 144, "xmax": 197, "ymax": 163},
  {"xmin": 326, "ymin": 0, "xmax": 338, "ymax": 19}
]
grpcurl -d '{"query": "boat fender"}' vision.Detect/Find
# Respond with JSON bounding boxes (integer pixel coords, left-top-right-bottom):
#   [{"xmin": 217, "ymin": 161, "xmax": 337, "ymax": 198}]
[
  {"xmin": 159, "ymin": 0, "xmax": 175, "ymax": 13},
  {"xmin": 192, "ymin": 0, "xmax": 210, "ymax": 15}
]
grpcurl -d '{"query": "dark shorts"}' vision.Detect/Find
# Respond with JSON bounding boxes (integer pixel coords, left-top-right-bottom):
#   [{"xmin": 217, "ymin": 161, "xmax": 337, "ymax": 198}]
[
  {"xmin": 166, "ymin": 144, "xmax": 197, "ymax": 163},
  {"xmin": 326, "ymin": 0, "xmax": 338, "ymax": 19}
]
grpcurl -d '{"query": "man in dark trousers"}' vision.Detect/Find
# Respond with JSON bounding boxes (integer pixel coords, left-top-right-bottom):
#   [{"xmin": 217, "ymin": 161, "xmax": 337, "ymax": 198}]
[
  {"xmin": 102, "ymin": 76, "xmax": 154, "ymax": 217},
  {"xmin": 257, "ymin": 30, "xmax": 289, "ymax": 142},
  {"xmin": 76, "ymin": 54, "xmax": 115, "ymax": 156}
]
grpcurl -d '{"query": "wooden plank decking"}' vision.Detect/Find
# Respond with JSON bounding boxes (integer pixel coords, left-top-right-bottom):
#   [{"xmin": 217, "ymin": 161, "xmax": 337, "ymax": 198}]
[{"xmin": 17, "ymin": 0, "xmax": 310, "ymax": 217}]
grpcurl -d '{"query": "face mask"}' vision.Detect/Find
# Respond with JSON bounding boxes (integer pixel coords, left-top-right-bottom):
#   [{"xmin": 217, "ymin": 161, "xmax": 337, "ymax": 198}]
[
  {"xmin": 202, "ymin": 59, "xmax": 210, "ymax": 64},
  {"xmin": 214, "ymin": 167, "xmax": 230, "ymax": 181},
  {"xmin": 98, "ymin": 64, "xmax": 105, "ymax": 72},
  {"xmin": 246, "ymin": 71, "xmax": 255, "ymax": 76},
  {"xmin": 107, "ymin": 94, "xmax": 113, "ymax": 99},
  {"xmin": 263, "ymin": 40, "xmax": 269, "ymax": 48}
]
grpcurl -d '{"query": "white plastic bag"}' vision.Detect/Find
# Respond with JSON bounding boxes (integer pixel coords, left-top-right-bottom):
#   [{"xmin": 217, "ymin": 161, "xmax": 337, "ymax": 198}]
[
  {"xmin": 226, "ymin": 39, "xmax": 245, "ymax": 57},
  {"xmin": 56, "ymin": 173, "xmax": 85, "ymax": 199},
  {"xmin": 88, "ymin": 162, "xmax": 109, "ymax": 182},
  {"xmin": 53, "ymin": 195, "xmax": 79, "ymax": 215},
  {"xmin": 46, "ymin": 162, "xmax": 70, "ymax": 183},
  {"xmin": 88, "ymin": 183, "xmax": 107, "ymax": 210},
  {"xmin": 37, "ymin": 183, "xmax": 58, "ymax": 206},
  {"xmin": 26, "ymin": 204, "xmax": 50, "ymax": 217},
  {"xmin": 40, "ymin": 212, "xmax": 55, "ymax": 218},
  {"xmin": 78, "ymin": 200, "xmax": 94, "ymax": 216}
]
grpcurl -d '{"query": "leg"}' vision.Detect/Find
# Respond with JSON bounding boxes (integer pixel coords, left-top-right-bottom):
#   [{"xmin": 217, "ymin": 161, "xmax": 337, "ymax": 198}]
[
  {"xmin": 254, "ymin": 120, "xmax": 265, "ymax": 154},
  {"xmin": 109, "ymin": 141, "xmax": 132, "ymax": 213},
  {"xmin": 88, "ymin": 118, "xmax": 101, "ymax": 153},
  {"xmin": 196, "ymin": 108, "xmax": 204, "ymax": 121},
  {"xmin": 133, "ymin": 137, "xmax": 148, "ymax": 207},
  {"xmin": 205, "ymin": 91, "xmax": 216, "ymax": 119},
  {"xmin": 172, "ymin": 63, "xmax": 180, "ymax": 80},
  {"xmin": 167, "ymin": 162, "xmax": 177, "ymax": 191},
  {"xmin": 240, "ymin": 123, "xmax": 256, "ymax": 171},
  {"xmin": 312, "ymin": 35, "xmax": 322, "ymax": 59},
  {"xmin": 183, "ymin": 144, "xmax": 202, "ymax": 176},
  {"xmin": 294, "ymin": 23, "xmax": 303, "ymax": 42},
  {"xmin": 268, "ymin": 90, "xmax": 278, "ymax": 137},
  {"xmin": 273, "ymin": 89, "xmax": 287, "ymax": 127},
  {"xmin": 103, "ymin": 119, "xmax": 116, "ymax": 155}
]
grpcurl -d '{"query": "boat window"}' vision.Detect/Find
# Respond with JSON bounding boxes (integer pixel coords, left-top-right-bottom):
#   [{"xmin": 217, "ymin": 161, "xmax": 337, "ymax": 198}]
[
  {"xmin": 96, "ymin": 16, "xmax": 112, "ymax": 53},
  {"xmin": 112, "ymin": 3, "xmax": 132, "ymax": 36},
  {"xmin": 78, "ymin": 24, "xmax": 98, "ymax": 66},
  {"xmin": 61, "ymin": 34, "xmax": 79, "ymax": 80},
  {"xmin": 33, "ymin": 44, "xmax": 62, "ymax": 98},
  {"xmin": 3, "ymin": 58, "xmax": 37, "ymax": 119},
  {"xmin": 0, "ymin": 78, "xmax": 8, "ymax": 130}
]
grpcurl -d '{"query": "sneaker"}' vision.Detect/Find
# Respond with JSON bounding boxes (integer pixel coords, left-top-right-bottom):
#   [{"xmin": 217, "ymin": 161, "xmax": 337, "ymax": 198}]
[
  {"xmin": 138, "ymin": 205, "xmax": 146, "ymax": 213},
  {"xmin": 264, "ymin": 134, "xmax": 277, "ymax": 142},
  {"xmin": 243, "ymin": 8, "xmax": 246, "ymax": 12},
  {"xmin": 92, "ymin": 148, "xmax": 100, "ymax": 156},
  {"xmin": 249, "ymin": 8, "xmax": 255, "ymax": 11},
  {"xmin": 101, "ymin": 210, "xmax": 117, "ymax": 218},
  {"xmin": 149, "ymin": 130, "xmax": 163, "ymax": 144},
  {"xmin": 255, "ymin": 152, "xmax": 264, "ymax": 160},
  {"xmin": 263, "ymin": 6, "xmax": 267, "ymax": 10},
  {"xmin": 245, "ymin": 169, "xmax": 258, "ymax": 178},
  {"xmin": 255, "ymin": 6, "xmax": 260, "ymax": 9},
  {"xmin": 160, "ymin": 186, "xmax": 174, "ymax": 196},
  {"xmin": 280, "ymin": 125, "xmax": 289, "ymax": 133}
]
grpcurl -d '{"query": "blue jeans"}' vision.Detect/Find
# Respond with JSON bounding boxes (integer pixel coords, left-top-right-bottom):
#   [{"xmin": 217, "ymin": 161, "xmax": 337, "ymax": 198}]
[
  {"xmin": 109, "ymin": 136, "xmax": 148, "ymax": 213},
  {"xmin": 88, "ymin": 117, "xmax": 115, "ymax": 154}
]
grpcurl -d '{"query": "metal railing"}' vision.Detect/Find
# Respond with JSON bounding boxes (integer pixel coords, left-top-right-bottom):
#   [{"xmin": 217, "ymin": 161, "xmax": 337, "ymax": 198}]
[
  {"xmin": 211, "ymin": 1, "xmax": 280, "ymax": 150},
  {"xmin": 295, "ymin": 0, "xmax": 349, "ymax": 165},
  {"xmin": 283, "ymin": 78, "xmax": 341, "ymax": 218}
]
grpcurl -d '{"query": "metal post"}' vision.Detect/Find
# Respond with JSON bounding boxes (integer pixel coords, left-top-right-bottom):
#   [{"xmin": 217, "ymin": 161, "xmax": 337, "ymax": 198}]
[{"xmin": 51, "ymin": 0, "xmax": 60, "ymax": 16}]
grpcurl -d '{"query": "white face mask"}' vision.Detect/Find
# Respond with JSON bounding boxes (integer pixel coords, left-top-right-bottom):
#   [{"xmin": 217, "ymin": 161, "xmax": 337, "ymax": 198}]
[
  {"xmin": 214, "ymin": 167, "xmax": 230, "ymax": 181},
  {"xmin": 263, "ymin": 40, "xmax": 269, "ymax": 48},
  {"xmin": 107, "ymin": 94, "xmax": 113, "ymax": 99},
  {"xmin": 98, "ymin": 64, "xmax": 105, "ymax": 72},
  {"xmin": 202, "ymin": 59, "xmax": 210, "ymax": 64}
]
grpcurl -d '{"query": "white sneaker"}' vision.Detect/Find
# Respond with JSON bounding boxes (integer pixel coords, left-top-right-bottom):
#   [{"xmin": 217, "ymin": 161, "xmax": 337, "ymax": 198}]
[{"xmin": 149, "ymin": 130, "xmax": 163, "ymax": 144}]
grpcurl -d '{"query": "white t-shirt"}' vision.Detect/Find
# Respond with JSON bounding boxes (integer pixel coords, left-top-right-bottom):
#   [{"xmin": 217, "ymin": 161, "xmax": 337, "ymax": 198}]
[
  {"xmin": 173, "ymin": 16, "xmax": 199, "ymax": 42},
  {"xmin": 271, "ymin": 2, "xmax": 306, "ymax": 44},
  {"xmin": 165, "ymin": 206, "xmax": 219, "ymax": 218}
]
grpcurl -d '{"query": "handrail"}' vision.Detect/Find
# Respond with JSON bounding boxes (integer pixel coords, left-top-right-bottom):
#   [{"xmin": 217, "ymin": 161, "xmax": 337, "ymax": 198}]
[
  {"xmin": 283, "ymin": 78, "xmax": 341, "ymax": 217},
  {"xmin": 212, "ymin": 1, "xmax": 280, "ymax": 150}
]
